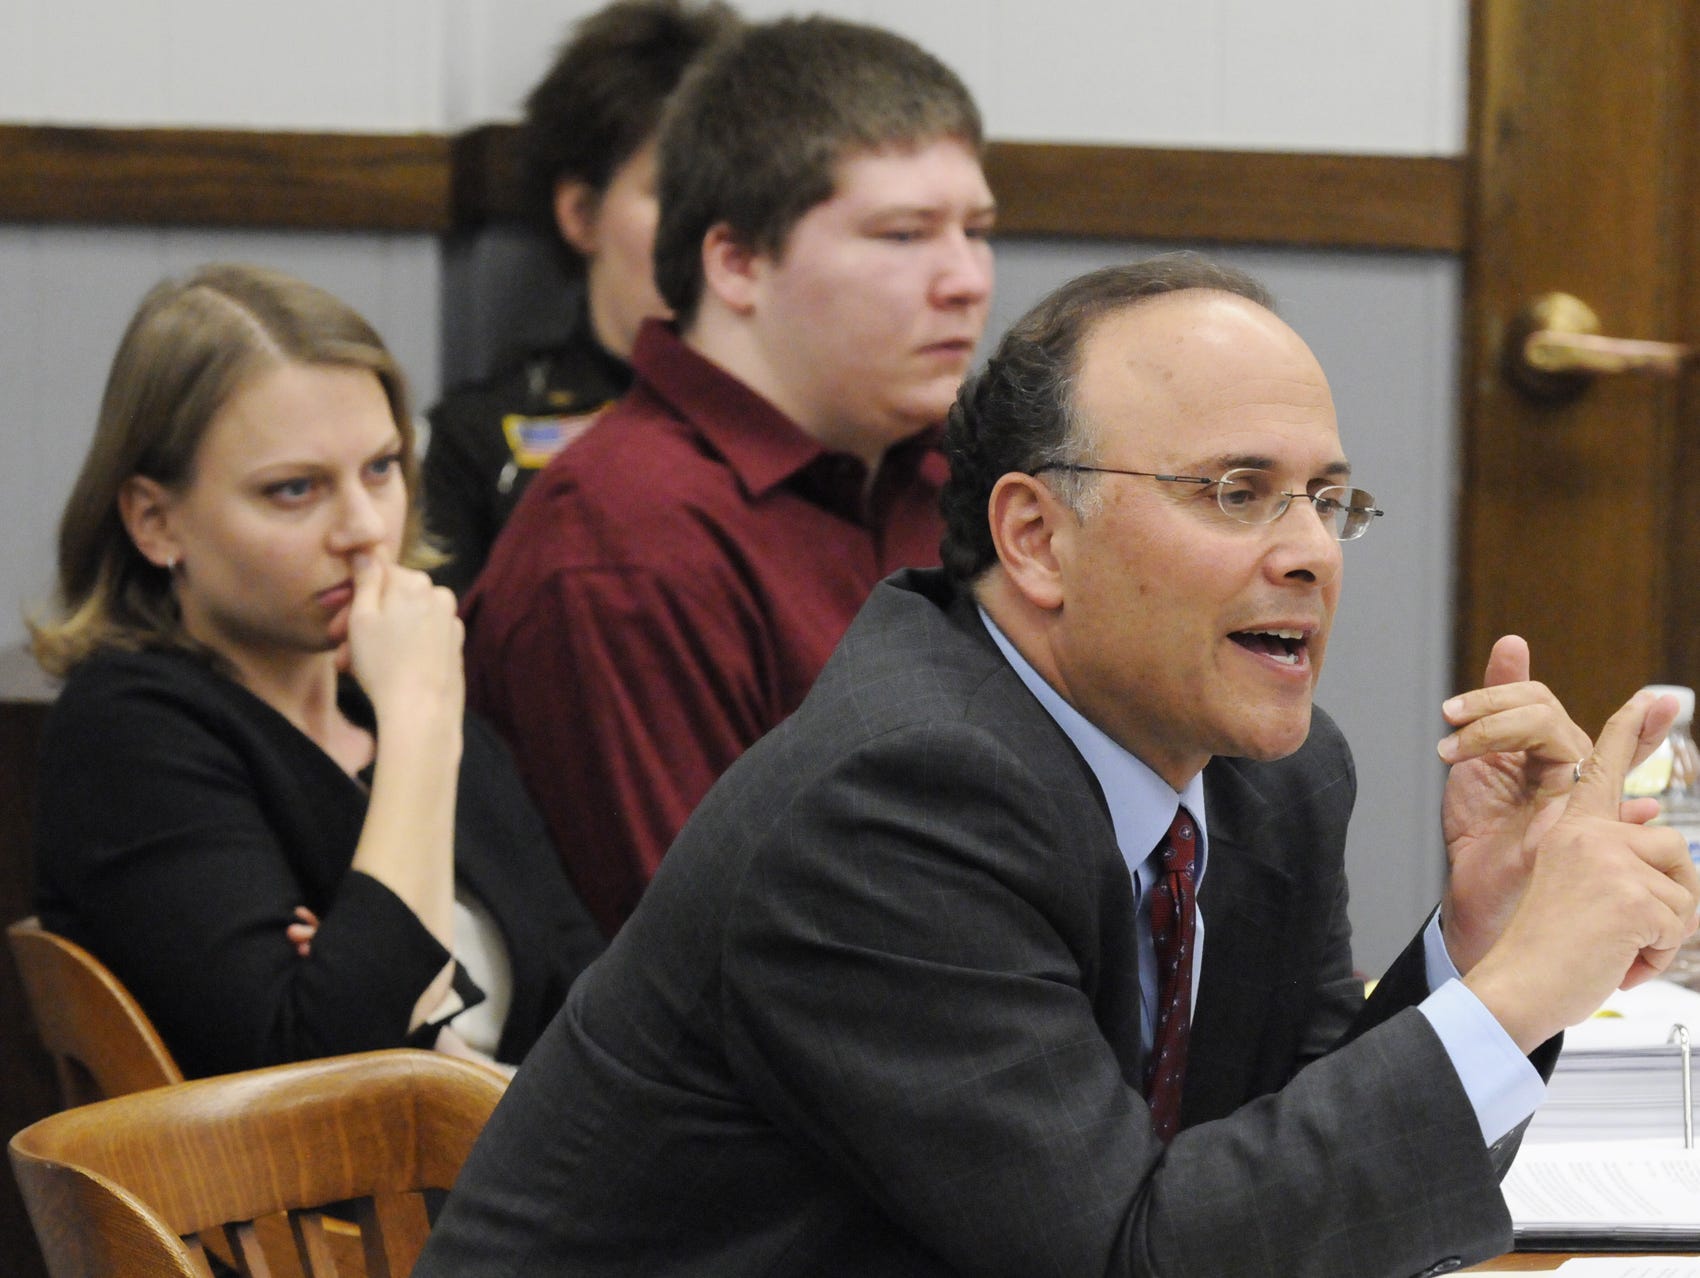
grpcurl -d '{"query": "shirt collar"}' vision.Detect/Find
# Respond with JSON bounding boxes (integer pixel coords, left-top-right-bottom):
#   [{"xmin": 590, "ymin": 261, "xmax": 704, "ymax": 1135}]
[
  {"xmin": 978, "ymin": 606, "xmax": 1208, "ymax": 876},
  {"xmin": 631, "ymin": 319, "xmax": 944, "ymax": 516}
]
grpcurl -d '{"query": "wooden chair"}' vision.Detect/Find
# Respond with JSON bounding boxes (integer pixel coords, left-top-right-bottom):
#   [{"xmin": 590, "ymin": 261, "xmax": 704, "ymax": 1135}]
[
  {"xmin": 8, "ymin": 1048, "xmax": 508, "ymax": 1278},
  {"xmin": 6, "ymin": 916, "xmax": 182, "ymax": 1108}
]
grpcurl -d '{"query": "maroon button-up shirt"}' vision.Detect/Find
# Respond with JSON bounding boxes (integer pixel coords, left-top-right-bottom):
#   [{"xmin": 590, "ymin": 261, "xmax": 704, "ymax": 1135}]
[{"xmin": 462, "ymin": 320, "xmax": 947, "ymax": 935}]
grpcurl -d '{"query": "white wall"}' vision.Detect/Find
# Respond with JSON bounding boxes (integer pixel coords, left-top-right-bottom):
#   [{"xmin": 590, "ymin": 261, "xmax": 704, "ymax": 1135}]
[
  {"xmin": 0, "ymin": 0, "xmax": 1469, "ymax": 969},
  {"xmin": 447, "ymin": 0, "xmax": 1468, "ymax": 153},
  {"xmin": 1, "ymin": 0, "xmax": 1471, "ymax": 145},
  {"xmin": 0, "ymin": 0, "xmax": 447, "ymax": 130}
]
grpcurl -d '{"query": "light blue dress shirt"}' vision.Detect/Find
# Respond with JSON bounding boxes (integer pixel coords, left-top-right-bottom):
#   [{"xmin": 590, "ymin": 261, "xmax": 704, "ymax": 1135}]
[{"xmin": 979, "ymin": 607, "xmax": 1543, "ymax": 1145}]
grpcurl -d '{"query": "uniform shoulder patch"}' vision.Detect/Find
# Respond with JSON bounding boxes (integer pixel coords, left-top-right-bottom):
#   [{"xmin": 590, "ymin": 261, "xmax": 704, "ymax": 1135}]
[{"xmin": 501, "ymin": 409, "xmax": 605, "ymax": 468}]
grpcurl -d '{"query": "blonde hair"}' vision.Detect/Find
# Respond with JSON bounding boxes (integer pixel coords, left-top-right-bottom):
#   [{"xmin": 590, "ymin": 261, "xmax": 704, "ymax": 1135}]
[{"xmin": 32, "ymin": 263, "xmax": 439, "ymax": 677}]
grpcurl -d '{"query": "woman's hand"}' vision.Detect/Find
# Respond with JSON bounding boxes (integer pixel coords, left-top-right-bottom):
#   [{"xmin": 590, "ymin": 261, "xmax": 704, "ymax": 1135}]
[
  {"xmin": 286, "ymin": 906, "xmax": 319, "ymax": 958},
  {"xmin": 342, "ymin": 549, "xmax": 463, "ymax": 980},
  {"xmin": 344, "ymin": 551, "xmax": 464, "ymax": 730}
]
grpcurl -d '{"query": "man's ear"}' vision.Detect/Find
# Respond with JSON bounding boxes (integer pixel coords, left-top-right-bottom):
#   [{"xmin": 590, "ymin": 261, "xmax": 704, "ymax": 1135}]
[
  {"xmin": 553, "ymin": 179, "xmax": 601, "ymax": 257},
  {"xmin": 987, "ymin": 472, "xmax": 1068, "ymax": 612},
  {"xmin": 700, "ymin": 222, "xmax": 762, "ymax": 315},
  {"xmin": 117, "ymin": 475, "xmax": 182, "ymax": 570}
]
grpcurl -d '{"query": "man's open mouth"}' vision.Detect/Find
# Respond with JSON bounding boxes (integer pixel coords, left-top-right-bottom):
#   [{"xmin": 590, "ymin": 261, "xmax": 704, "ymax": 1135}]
[{"xmin": 1230, "ymin": 629, "xmax": 1307, "ymax": 667}]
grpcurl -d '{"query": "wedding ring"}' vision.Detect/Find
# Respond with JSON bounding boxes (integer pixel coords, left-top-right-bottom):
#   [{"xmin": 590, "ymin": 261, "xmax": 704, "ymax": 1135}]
[{"xmin": 1572, "ymin": 759, "xmax": 1584, "ymax": 785}]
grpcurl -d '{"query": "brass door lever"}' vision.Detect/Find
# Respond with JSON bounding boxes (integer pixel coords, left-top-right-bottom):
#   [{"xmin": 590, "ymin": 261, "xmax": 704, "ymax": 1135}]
[{"xmin": 1504, "ymin": 292, "xmax": 1695, "ymax": 401}]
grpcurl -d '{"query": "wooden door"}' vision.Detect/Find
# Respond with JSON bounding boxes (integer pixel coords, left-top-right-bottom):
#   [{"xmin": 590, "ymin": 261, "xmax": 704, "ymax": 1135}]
[{"xmin": 1460, "ymin": 0, "xmax": 1700, "ymax": 732}]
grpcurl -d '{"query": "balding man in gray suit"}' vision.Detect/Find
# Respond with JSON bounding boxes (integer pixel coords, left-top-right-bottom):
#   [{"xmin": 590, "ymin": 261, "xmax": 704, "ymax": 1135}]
[{"xmin": 418, "ymin": 255, "xmax": 1699, "ymax": 1278}]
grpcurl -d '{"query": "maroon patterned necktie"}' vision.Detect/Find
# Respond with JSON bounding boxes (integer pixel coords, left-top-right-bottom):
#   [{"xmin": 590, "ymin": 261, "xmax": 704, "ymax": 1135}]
[{"xmin": 1144, "ymin": 807, "xmax": 1197, "ymax": 1142}]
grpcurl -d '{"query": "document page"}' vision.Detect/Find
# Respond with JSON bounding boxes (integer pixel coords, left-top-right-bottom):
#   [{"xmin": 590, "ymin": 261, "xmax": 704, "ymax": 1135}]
[
  {"xmin": 1504, "ymin": 1143, "xmax": 1700, "ymax": 1244},
  {"xmin": 1554, "ymin": 1261, "xmax": 1700, "ymax": 1275}
]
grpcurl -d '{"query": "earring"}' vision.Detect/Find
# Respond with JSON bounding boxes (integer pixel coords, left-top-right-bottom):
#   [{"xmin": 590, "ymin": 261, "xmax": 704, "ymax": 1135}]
[{"xmin": 164, "ymin": 555, "xmax": 180, "ymax": 574}]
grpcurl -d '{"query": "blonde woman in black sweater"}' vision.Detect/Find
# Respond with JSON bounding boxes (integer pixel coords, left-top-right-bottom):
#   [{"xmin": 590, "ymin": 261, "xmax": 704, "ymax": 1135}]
[{"xmin": 31, "ymin": 263, "xmax": 602, "ymax": 1078}]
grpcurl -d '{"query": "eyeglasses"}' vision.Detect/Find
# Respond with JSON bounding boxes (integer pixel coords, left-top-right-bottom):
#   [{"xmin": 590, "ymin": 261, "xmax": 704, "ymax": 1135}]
[{"xmin": 1033, "ymin": 465, "xmax": 1385, "ymax": 541}]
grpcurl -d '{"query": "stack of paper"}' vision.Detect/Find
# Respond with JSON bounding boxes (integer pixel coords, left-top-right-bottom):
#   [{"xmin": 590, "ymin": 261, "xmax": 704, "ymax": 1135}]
[
  {"xmin": 1501, "ymin": 1142, "xmax": 1700, "ymax": 1249},
  {"xmin": 1503, "ymin": 980, "xmax": 1700, "ymax": 1249},
  {"xmin": 1523, "ymin": 980, "xmax": 1700, "ymax": 1146}
]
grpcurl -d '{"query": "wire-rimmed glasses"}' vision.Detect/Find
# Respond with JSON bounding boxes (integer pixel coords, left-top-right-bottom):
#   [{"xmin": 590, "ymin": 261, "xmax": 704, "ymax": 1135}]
[{"xmin": 1033, "ymin": 464, "xmax": 1385, "ymax": 541}]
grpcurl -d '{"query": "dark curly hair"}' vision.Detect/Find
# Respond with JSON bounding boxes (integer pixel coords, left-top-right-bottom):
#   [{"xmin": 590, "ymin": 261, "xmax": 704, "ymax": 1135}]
[
  {"xmin": 520, "ymin": 0, "xmax": 740, "ymax": 270},
  {"xmin": 940, "ymin": 253, "xmax": 1275, "ymax": 582}
]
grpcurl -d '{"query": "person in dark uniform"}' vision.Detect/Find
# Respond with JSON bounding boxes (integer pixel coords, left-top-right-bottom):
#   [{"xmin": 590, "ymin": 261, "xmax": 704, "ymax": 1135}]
[{"xmin": 424, "ymin": 0, "xmax": 740, "ymax": 595}]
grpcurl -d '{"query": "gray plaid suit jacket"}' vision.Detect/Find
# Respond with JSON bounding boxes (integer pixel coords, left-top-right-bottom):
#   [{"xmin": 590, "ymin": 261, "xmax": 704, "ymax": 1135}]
[{"xmin": 419, "ymin": 567, "xmax": 1543, "ymax": 1278}]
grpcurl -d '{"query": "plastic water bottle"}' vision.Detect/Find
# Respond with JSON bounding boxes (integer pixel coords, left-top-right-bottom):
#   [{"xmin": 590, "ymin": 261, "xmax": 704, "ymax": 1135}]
[{"xmin": 1623, "ymin": 684, "xmax": 1700, "ymax": 985}]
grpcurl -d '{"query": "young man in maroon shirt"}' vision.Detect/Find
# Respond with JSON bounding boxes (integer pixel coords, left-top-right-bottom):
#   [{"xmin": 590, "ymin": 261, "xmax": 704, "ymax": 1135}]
[{"xmin": 461, "ymin": 16, "xmax": 996, "ymax": 935}]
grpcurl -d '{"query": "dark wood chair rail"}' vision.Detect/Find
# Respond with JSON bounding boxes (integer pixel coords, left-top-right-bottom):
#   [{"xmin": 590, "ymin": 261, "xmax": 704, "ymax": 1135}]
[
  {"xmin": 0, "ymin": 125, "xmax": 452, "ymax": 231},
  {"xmin": 0, "ymin": 123, "xmax": 1466, "ymax": 252}
]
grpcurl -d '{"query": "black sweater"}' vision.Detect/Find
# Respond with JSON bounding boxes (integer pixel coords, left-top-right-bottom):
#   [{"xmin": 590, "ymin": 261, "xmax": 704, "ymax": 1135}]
[{"xmin": 35, "ymin": 647, "xmax": 603, "ymax": 1078}]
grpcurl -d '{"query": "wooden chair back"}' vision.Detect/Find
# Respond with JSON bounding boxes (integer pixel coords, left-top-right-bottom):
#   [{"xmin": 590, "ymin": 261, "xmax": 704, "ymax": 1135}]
[
  {"xmin": 6, "ymin": 915, "xmax": 182, "ymax": 1107},
  {"xmin": 8, "ymin": 1049, "xmax": 508, "ymax": 1278}
]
